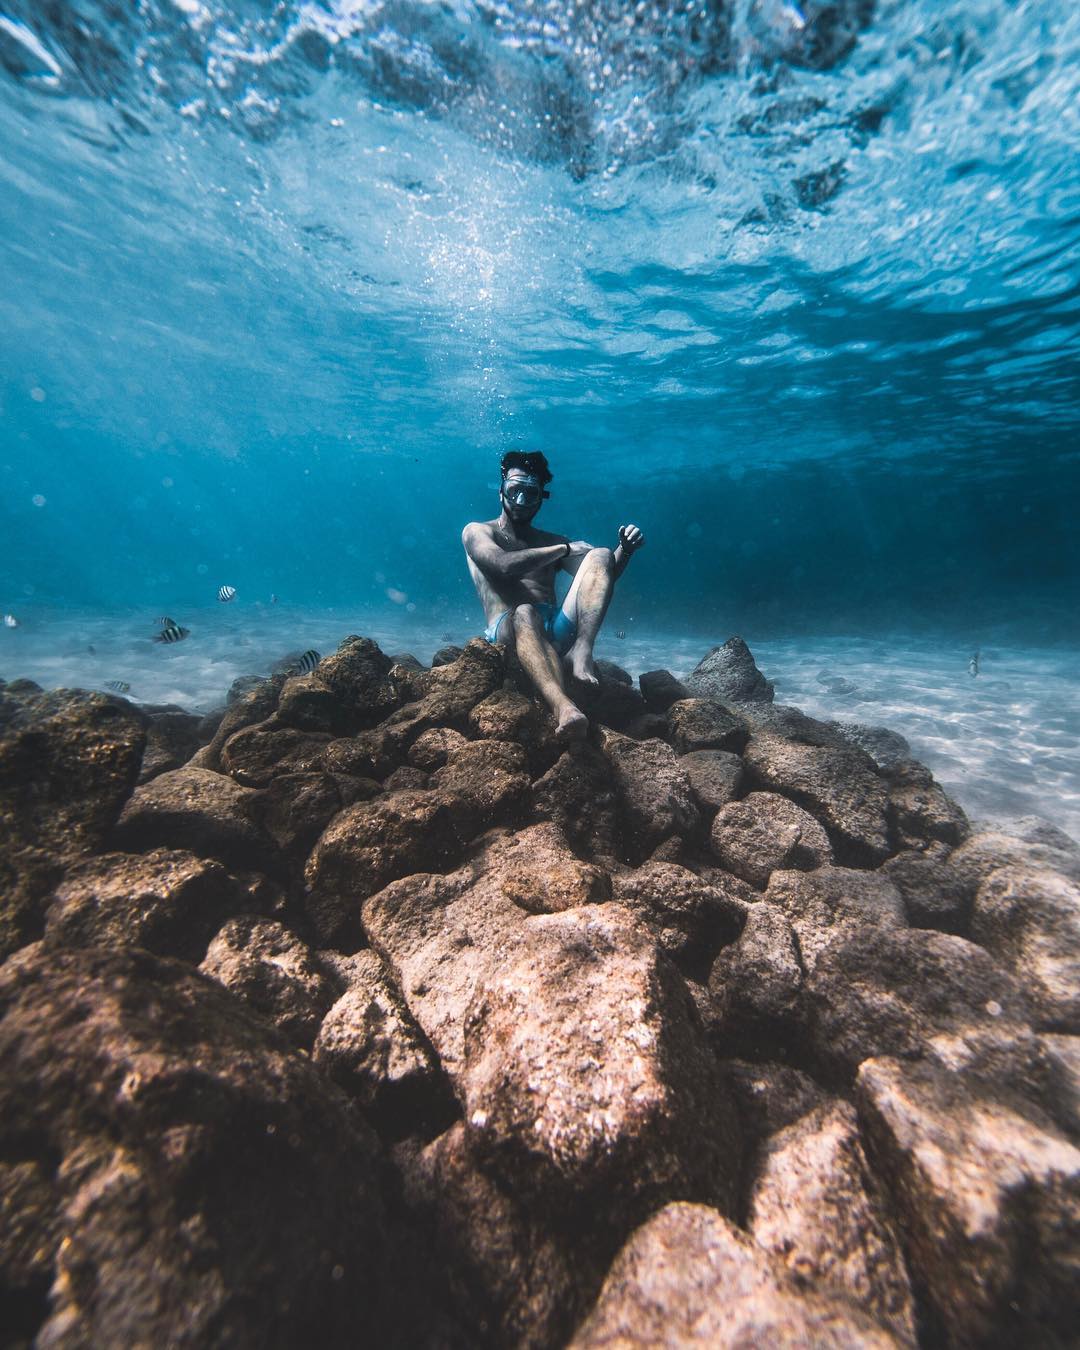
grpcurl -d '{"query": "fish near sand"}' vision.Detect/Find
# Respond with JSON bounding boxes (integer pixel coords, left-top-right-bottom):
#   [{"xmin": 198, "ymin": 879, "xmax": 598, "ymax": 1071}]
[
  {"xmin": 154, "ymin": 623, "xmax": 189, "ymax": 644},
  {"xmin": 157, "ymin": 616, "xmax": 175, "ymax": 627},
  {"xmin": 969, "ymin": 649, "xmax": 980, "ymax": 678},
  {"xmin": 104, "ymin": 680, "xmax": 131, "ymax": 693},
  {"xmin": 218, "ymin": 585, "xmax": 237, "ymax": 603},
  {"xmin": 3, "ymin": 614, "xmax": 19, "ymax": 628}
]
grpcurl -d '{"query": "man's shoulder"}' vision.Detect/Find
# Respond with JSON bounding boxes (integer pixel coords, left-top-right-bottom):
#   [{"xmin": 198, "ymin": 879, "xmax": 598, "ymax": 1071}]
[{"xmin": 462, "ymin": 519, "xmax": 496, "ymax": 541}]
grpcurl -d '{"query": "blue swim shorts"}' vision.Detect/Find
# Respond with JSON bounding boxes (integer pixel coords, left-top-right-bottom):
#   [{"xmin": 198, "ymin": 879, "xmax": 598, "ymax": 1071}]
[{"xmin": 484, "ymin": 602, "xmax": 576, "ymax": 654}]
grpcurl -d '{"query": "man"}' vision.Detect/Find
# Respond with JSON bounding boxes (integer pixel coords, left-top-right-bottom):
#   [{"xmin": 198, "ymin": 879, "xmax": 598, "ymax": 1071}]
[{"xmin": 462, "ymin": 450, "xmax": 645, "ymax": 741}]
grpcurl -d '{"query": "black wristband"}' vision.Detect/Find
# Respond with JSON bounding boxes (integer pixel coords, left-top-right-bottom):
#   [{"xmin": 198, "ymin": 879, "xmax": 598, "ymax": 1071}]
[{"xmin": 563, "ymin": 541, "xmax": 571, "ymax": 558}]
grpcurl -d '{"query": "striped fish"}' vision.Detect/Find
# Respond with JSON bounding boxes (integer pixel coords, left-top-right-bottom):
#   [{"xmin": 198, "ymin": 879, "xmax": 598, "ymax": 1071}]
[
  {"xmin": 104, "ymin": 680, "xmax": 131, "ymax": 694},
  {"xmin": 154, "ymin": 624, "xmax": 189, "ymax": 644},
  {"xmin": 218, "ymin": 585, "xmax": 237, "ymax": 603},
  {"xmin": 157, "ymin": 616, "xmax": 175, "ymax": 627},
  {"xmin": 289, "ymin": 649, "xmax": 321, "ymax": 675}
]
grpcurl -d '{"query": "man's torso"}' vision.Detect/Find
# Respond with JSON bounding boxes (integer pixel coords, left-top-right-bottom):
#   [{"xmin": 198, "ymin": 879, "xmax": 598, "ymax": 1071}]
[{"xmin": 465, "ymin": 518, "xmax": 568, "ymax": 626}]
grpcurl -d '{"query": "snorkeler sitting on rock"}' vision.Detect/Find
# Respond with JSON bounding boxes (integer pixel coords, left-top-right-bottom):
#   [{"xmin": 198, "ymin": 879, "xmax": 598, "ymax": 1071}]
[{"xmin": 462, "ymin": 449, "xmax": 645, "ymax": 742}]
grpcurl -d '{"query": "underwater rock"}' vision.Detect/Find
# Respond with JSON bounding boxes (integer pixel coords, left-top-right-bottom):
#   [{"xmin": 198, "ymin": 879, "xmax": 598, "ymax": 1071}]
[
  {"xmin": 313, "ymin": 950, "xmax": 456, "ymax": 1140},
  {"xmin": 199, "ymin": 915, "xmax": 339, "ymax": 1050},
  {"xmin": 407, "ymin": 725, "xmax": 470, "ymax": 771},
  {"xmin": 304, "ymin": 789, "xmax": 471, "ymax": 950},
  {"xmin": 609, "ymin": 860, "xmax": 749, "ymax": 975},
  {"xmin": 315, "ymin": 635, "xmax": 400, "ymax": 727},
  {"xmin": 254, "ymin": 769, "xmax": 378, "ymax": 860},
  {"xmin": 766, "ymin": 865, "xmax": 906, "ymax": 973},
  {"xmin": 220, "ymin": 722, "xmax": 332, "ymax": 787},
  {"xmin": 807, "ymin": 927, "xmax": 1032, "ymax": 1081},
  {"xmin": 685, "ymin": 636, "xmax": 775, "ymax": 704},
  {"xmin": 111, "ymin": 765, "xmax": 281, "ymax": 876},
  {"xmin": 0, "ymin": 945, "xmax": 394, "ymax": 1349},
  {"xmin": 710, "ymin": 791, "xmax": 832, "ymax": 889},
  {"xmin": 971, "ymin": 866, "xmax": 1080, "ymax": 1032},
  {"xmin": 707, "ymin": 900, "xmax": 804, "ymax": 1051},
  {"xmin": 886, "ymin": 758, "xmax": 970, "ymax": 851},
  {"xmin": 725, "ymin": 1060, "xmax": 830, "ymax": 1156},
  {"xmin": 460, "ymin": 903, "xmax": 741, "ymax": 1220},
  {"xmin": 856, "ymin": 1052, "xmax": 1080, "ymax": 1347},
  {"xmin": 596, "ymin": 727, "xmax": 700, "ymax": 859},
  {"xmin": 530, "ymin": 745, "xmax": 620, "ymax": 859},
  {"xmin": 743, "ymin": 730, "xmax": 891, "ymax": 864},
  {"xmin": 468, "ymin": 687, "xmax": 558, "ymax": 774},
  {"xmin": 188, "ymin": 677, "xmax": 282, "ymax": 772},
  {"xmin": 225, "ymin": 673, "xmax": 268, "ymax": 704},
  {"xmin": 947, "ymin": 821, "xmax": 1080, "ymax": 898},
  {"xmin": 571, "ymin": 1202, "xmax": 899, "ymax": 1349},
  {"xmin": 480, "ymin": 822, "xmax": 612, "ymax": 916},
  {"xmin": 571, "ymin": 668, "xmax": 645, "ymax": 731},
  {"xmin": 44, "ymin": 848, "xmax": 245, "ymax": 962},
  {"xmin": 387, "ymin": 652, "xmax": 425, "ymax": 672},
  {"xmin": 666, "ymin": 697, "xmax": 749, "ymax": 755},
  {"xmin": 273, "ymin": 673, "xmax": 350, "ymax": 733},
  {"xmin": 321, "ymin": 725, "xmax": 403, "ymax": 781},
  {"xmin": 879, "ymin": 847, "xmax": 971, "ymax": 934},
  {"xmin": 748, "ymin": 1100, "xmax": 917, "ymax": 1346},
  {"xmin": 383, "ymin": 765, "xmax": 431, "ymax": 792},
  {"xmin": 678, "ymin": 748, "xmax": 745, "ymax": 813},
  {"xmin": 638, "ymin": 668, "xmax": 692, "ymax": 712},
  {"xmin": 137, "ymin": 704, "xmax": 205, "ymax": 784},
  {"xmin": 428, "ymin": 738, "xmax": 531, "ymax": 824},
  {"xmin": 833, "ymin": 721, "xmax": 911, "ymax": 772},
  {"xmin": 430, "ymin": 644, "xmax": 463, "ymax": 667}
]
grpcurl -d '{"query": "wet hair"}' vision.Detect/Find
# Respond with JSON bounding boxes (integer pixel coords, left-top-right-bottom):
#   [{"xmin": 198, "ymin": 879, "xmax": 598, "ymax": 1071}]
[{"xmin": 500, "ymin": 449, "xmax": 553, "ymax": 487}]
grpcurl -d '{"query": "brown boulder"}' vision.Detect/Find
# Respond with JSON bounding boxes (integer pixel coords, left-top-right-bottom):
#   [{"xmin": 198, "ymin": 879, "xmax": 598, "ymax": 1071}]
[
  {"xmin": 887, "ymin": 758, "xmax": 970, "ymax": 850},
  {"xmin": 638, "ymin": 669, "xmax": 691, "ymax": 713},
  {"xmin": 972, "ymin": 866, "xmax": 1080, "ymax": 1032},
  {"xmin": 407, "ymin": 726, "xmax": 470, "ymax": 771},
  {"xmin": 610, "ymin": 860, "xmax": 749, "ymax": 976},
  {"xmin": 304, "ymin": 789, "xmax": 472, "ymax": 950},
  {"xmin": 857, "ymin": 1052, "xmax": 1080, "ymax": 1347},
  {"xmin": 685, "ymin": 636, "xmax": 775, "ymax": 703},
  {"xmin": 315, "ymin": 635, "xmax": 399, "ymax": 726},
  {"xmin": 570, "ymin": 1202, "xmax": 899, "ymax": 1348},
  {"xmin": 272, "ymin": 673, "xmax": 349, "ymax": 733},
  {"xmin": 743, "ymin": 731, "xmax": 891, "ymax": 864},
  {"xmin": 44, "ymin": 849, "xmax": 244, "ymax": 962},
  {"xmin": 666, "ymin": 698, "xmax": 749, "ymax": 755},
  {"xmin": 199, "ymin": 915, "xmax": 339, "ymax": 1050},
  {"xmin": 477, "ymin": 823, "xmax": 612, "ymax": 915},
  {"xmin": 429, "ymin": 739, "xmax": 531, "ymax": 824},
  {"xmin": 596, "ymin": 728, "xmax": 699, "ymax": 859},
  {"xmin": 137, "ymin": 705, "xmax": 204, "ymax": 783},
  {"xmin": 880, "ymin": 847, "xmax": 971, "ymax": 933},
  {"xmin": 530, "ymin": 746, "xmax": 620, "ymax": 859},
  {"xmin": 748, "ymin": 1101, "xmax": 917, "ymax": 1345},
  {"xmin": 110, "ymin": 766, "xmax": 281, "ymax": 876},
  {"xmin": 710, "ymin": 791, "xmax": 832, "ymax": 890},
  {"xmin": 187, "ymin": 678, "xmax": 282, "ymax": 772},
  {"xmin": 220, "ymin": 722, "xmax": 332, "ymax": 788},
  {"xmin": 254, "ymin": 769, "xmax": 378, "ymax": 859},
  {"xmin": 679, "ymin": 749, "xmax": 744, "ymax": 814},
  {"xmin": 725, "ymin": 1060, "xmax": 830, "ymax": 1154},
  {"xmin": 468, "ymin": 688, "xmax": 558, "ymax": 772},
  {"xmin": 0, "ymin": 945, "xmax": 395, "ymax": 1349},
  {"xmin": 386, "ymin": 640, "xmax": 505, "ymax": 737},
  {"xmin": 707, "ymin": 902, "xmax": 804, "ymax": 1052},
  {"xmin": 947, "ymin": 820, "xmax": 1080, "ymax": 898},
  {"xmin": 765, "ymin": 866, "xmax": 907, "ymax": 973}
]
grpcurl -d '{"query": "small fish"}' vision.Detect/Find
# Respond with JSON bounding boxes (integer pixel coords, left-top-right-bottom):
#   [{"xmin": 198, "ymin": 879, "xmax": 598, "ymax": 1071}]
[
  {"xmin": 104, "ymin": 680, "xmax": 131, "ymax": 694},
  {"xmin": 440, "ymin": 631, "xmax": 454, "ymax": 641},
  {"xmin": 154, "ymin": 623, "xmax": 190, "ymax": 644},
  {"xmin": 271, "ymin": 593, "xmax": 279, "ymax": 605},
  {"xmin": 969, "ymin": 649, "xmax": 980, "ymax": 678},
  {"xmin": 157, "ymin": 616, "xmax": 175, "ymax": 627},
  {"xmin": 614, "ymin": 629, "xmax": 627, "ymax": 640},
  {"xmin": 218, "ymin": 585, "xmax": 237, "ymax": 603},
  {"xmin": 3, "ymin": 614, "xmax": 19, "ymax": 628},
  {"xmin": 87, "ymin": 644, "xmax": 96, "ymax": 655},
  {"xmin": 288, "ymin": 649, "xmax": 322, "ymax": 676}
]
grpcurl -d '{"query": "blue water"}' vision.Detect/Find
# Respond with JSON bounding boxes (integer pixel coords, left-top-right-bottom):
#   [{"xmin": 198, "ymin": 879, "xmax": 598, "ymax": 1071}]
[{"xmin": 1, "ymin": 1, "xmax": 1078, "ymax": 830}]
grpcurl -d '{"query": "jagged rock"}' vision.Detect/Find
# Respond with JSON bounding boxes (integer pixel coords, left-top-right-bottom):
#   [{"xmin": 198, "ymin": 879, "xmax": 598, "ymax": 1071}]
[
  {"xmin": 363, "ymin": 867, "xmax": 524, "ymax": 1081},
  {"xmin": 748, "ymin": 1101, "xmax": 917, "ymax": 1346},
  {"xmin": 188, "ymin": 678, "xmax": 282, "ymax": 772},
  {"xmin": 879, "ymin": 848, "xmax": 970, "ymax": 933},
  {"xmin": 666, "ymin": 699, "xmax": 749, "ymax": 756},
  {"xmin": 596, "ymin": 728, "xmax": 699, "ymax": 859},
  {"xmin": 971, "ymin": 866, "xmax": 1080, "ymax": 1032},
  {"xmin": 0, "ymin": 688, "xmax": 146, "ymax": 859},
  {"xmin": 305, "ymin": 789, "xmax": 472, "ymax": 950},
  {"xmin": 402, "ymin": 728, "xmax": 465, "ymax": 775},
  {"xmin": 638, "ymin": 669, "xmax": 691, "ymax": 713},
  {"xmin": 571, "ymin": 1202, "xmax": 899, "ymax": 1348},
  {"xmin": 530, "ymin": 747, "xmax": 620, "ymax": 859},
  {"xmin": 387, "ymin": 652, "xmax": 425, "ymax": 672},
  {"xmin": 1041, "ymin": 1033, "xmax": 1080, "ymax": 1137},
  {"xmin": 0, "ymin": 848, "xmax": 60, "ymax": 963},
  {"xmin": 402, "ymin": 1122, "xmax": 590, "ymax": 1349},
  {"xmin": 623, "ymin": 712, "xmax": 671, "ymax": 740},
  {"xmin": 110, "ymin": 766, "xmax": 281, "ymax": 876},
  {"xmin": 219, "ymin": 722, "xmax": 332, "ymax": 788},
  {"xmin": 743, "ymin": 732, "xmax": 891, "ymax": 864},
  {"xmin": 386, "ymin": 640, "xmax": 505, "ymax": 738},
  {"xmin": 707, "ymin": 902, "xmax": 804, "ymax": 1052},
  {"xmin": 596, "ymin": 659, "xmax": 632, "ymax": 686},
  {"xmin": 738, "ymin": 0, "xmax": 874, "ymax": 72},
  {"xmin": 679, "ymin": 749, "xmax": 744, "ymax": 814},
  {"xmin": 479, "ymin": 823, "xmax": 612, "ymax": 915},
  {"xmin": 834, "ymin": 722, "xmax": 911, "ymax": 772},
  {"xmin": 431, "ymin": 644, "xmax": 463, "ymax": 667},
  {"xmin": 383, "ymin": 765, "xmax": 430, "ymax": 791},
  {"xmin": 710, "ymin": 792, "xmax": 832, "ymax": 890},
  {"xmin": 321, "ymin": 727, "xmax": 402, "ymax": 781},
  {"xmin": 254, "ymin": 769, "xmax": 377, "ymax": 858},
  {"xmin": 808, "ymin": 927, "xmax": 1033, "ymax": 1080},
  {"xmin": 947, "ymin": 821, "xmax": 1080, "ymax": 898},
  {"xmin": 572, "ymin": 671, "xmax": 645, "ymax": 732},
  {"xmin": 44, "ymin": 849, "xmax": 245, "ymax": 961},
  {"xmin": 468, "ymin": 688, "xmax": 557, "ymax": 773},
  {"xmin": 461, "ymin": 904, "xmax": 741, "ymax": 1221},
  {"xmin": 0, "ymin": 945, "xmax": 395, "ymax": 1349},
  {"xmin": 226, "ymin": 674, "xmax": 268, "ymax": 704},
  {"xmin": 725, "ymin": 1060, "xmax": 830, "ymax": 1153},
  {"xmin": 313, "ymin": 950, "xmax": 456, "ymax": 1139},
  {"xmin": 766, "ymin": 866, "xmax": 907, "ymax": 973},
  {"xmin": 316, "ymin": 635, "xmax": 399, "ymax": 726},
  {"xmin": 137, "ymin": 705, "xmax": 204, "ymax": 783},
  {"xmin": 887, "ymin": 758, "xmax": 969, "ymax": 850},
  {"xmin": 429, "ymin": 739, "xmax": 531, "ymax": 823},
  {"xmin": 610, "ymin": 861, "xmax": 749, "ymax": 976},
  {"xmin": 685, "ymin": 637, "xmax": 774, "ymax": 704},
  {"xmin": 199, "ymin": 916, "xmax": 339, "ymax": 1050},
  {"xmin": 273, "ymin": 674, "xmax": 349, "ymax": 733},
  {"xmin": 857, "ymin": 1052, "xmax": 1080, "ymax": 1347}
]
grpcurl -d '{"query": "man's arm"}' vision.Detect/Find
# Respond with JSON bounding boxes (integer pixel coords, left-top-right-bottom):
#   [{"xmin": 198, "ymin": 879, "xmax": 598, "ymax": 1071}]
[
  {"xmin": 462, "ymin": 524, "xmax": 569, "ymax": 581},
  {"xmin": 613, "ymin": 524, "xmax": 645, "ymax": 580}
]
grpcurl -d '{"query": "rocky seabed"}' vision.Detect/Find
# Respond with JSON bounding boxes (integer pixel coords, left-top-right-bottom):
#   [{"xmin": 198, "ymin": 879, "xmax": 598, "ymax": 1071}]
[{"xmin": 1, "ymin": 635, "xmax": 1078, "ymax": 1348}]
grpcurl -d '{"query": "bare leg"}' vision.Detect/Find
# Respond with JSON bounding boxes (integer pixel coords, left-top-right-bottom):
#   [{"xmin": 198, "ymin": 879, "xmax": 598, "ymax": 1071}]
[
  {"xmin": 562, "ymin": 547, "xmax": 615, "ymax": 687},
  {"xmin": 506, "ymin": 605, "xmax": 587, "ymax": 742}
]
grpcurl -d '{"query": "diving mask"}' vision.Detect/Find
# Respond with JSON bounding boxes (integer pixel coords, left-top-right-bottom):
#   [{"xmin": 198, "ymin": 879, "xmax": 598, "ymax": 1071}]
[{"xmin": 502, "ymin": 477, "xmax": 545, "ymax": 508}]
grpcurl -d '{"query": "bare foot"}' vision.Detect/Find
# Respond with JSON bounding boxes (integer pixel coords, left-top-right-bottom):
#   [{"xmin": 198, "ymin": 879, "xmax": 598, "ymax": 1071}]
[
  {"xmin": 555, "ymin": 705, "xmax": 588, "ymax": 744},
  {"xmin": 566, "ymin": 645, "xmax": 600, "ymax": 687}
]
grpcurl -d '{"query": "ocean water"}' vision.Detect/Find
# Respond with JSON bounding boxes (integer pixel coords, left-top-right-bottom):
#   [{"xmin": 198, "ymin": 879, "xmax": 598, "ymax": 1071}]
[{"xmin": 1, "ymin": 0, "xmax": 1078, "ymax": 836}]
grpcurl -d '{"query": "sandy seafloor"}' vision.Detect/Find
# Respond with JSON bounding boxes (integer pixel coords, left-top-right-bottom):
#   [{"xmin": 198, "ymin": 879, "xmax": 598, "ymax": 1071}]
[{"xmin": 2, "ymin": 605, "xmax": 1077, "ymax": 844}]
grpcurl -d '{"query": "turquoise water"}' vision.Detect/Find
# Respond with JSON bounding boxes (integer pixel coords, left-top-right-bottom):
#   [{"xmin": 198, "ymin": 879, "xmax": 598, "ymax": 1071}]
[{"xmin": 1, "ymin": 1, "xmax": 1078, "ymax": 828}]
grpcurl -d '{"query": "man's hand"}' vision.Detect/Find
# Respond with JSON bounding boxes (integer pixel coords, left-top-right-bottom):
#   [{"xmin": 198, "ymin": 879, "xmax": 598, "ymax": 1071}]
[
  {"xmin": 618, "ymin": 525, "xmax": 645, "ymax": 553},
  {"xmin": 567, "ymin": 540, "xmax": 594, "ymax": 557}
]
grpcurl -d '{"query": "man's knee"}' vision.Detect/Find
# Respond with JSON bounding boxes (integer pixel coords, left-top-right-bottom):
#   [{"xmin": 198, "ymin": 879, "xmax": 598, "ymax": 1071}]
[
  {"xmin": 587, "ymin": 546, "xmax": 615, "ymax": 572},
  {"xmin": 512, "ymin": 603, "xmax": 543, "ymax": 629}
]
